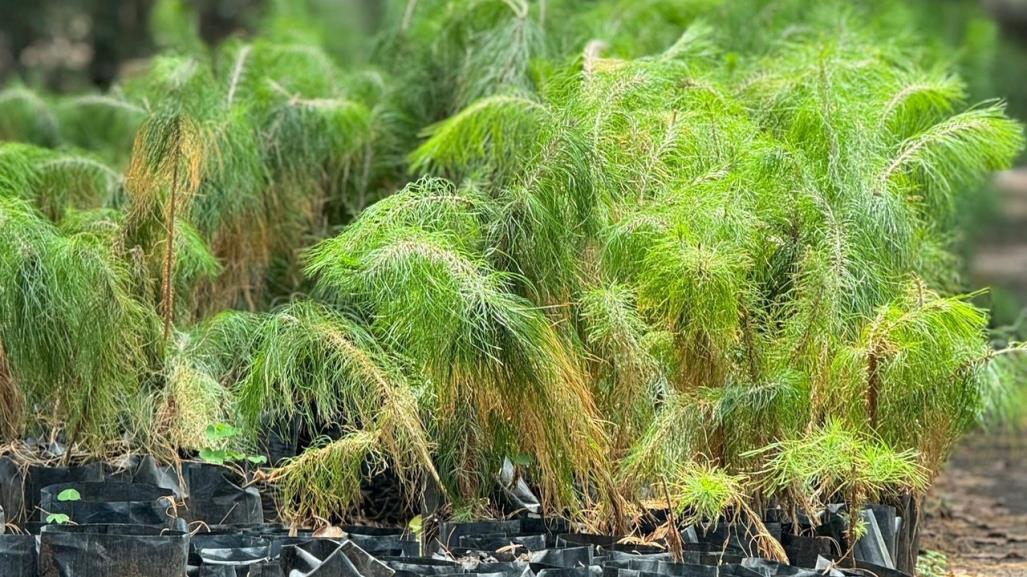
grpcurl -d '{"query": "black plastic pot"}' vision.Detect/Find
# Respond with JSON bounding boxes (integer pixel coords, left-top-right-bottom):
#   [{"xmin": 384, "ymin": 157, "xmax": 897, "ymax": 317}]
[
  {"xmin": 280, "ymin": 539, "xmax": 391, "ymax": 577},
  {"xmin": 38, "ymin": 524, "xmax": 189, "ymax": 577},
  {"xmin": 194, "ymin": 547, "xmax": 273, "ymax": 576},
  {"xmin": 190, "ymin": 534, "xmax": 271, "ymax": 566},
  {"xmin": 258, "ymin": 416, "xmax": 301, "ymax": 467},
  {"xmin": 474, "ymin": 562, "xmax": 535, "ymax": 577},
  {"xmin": 182, "ymin": 463, "xmax": 263, "ymax": 526},
  {"xmin": 780, "ymin": 534, "xmax": 837, "ymax": 569},
  {"xmin": 852, "ymin": 560, "xmax": 911, "ymax": 577},
  {"xmin": 535, "ymin": 568, "xmax": 600, "ymax": 577},
  {"xmin": 339, "ymin": 540, "xmax": 396, "ymax": 577},
  {"xmin": 0, "ymin": 458, "xmax": 105, "ymax": 525},
  {"xmin": 436, "ymin": 520, "xmax": 522, "ymax": 551},
  {"xmin": 865, "ymin": 504, "xmax": 897, "ymax": 566},
  {"xmin": 741, "ymin": 558, "xmax": 845, "ymax": 577},
  {"xmin": 600, "ymin": 563, "xmax": 762, "ymax": 577},
  {"xmin": 554, "ymin": 535, "xmax": 663, "ymax": 555},
  {"xmin": 344, "ymin": 526, "xmax": 419, "ymax": 557},
  {"xmin": 40, "ymin": 482, "xmax": 177, "ymax": 527},
  {"xmin": 530, "ymin": 546, "xmax": 594, "ymax": 568},
  {"xmin": 194, "ymin": 560, "xmax": 284, "ymax": 577},
  {"xmin": 892, "ymin": 496, "xmax": 919, "ymax": 575},
  {"xmin": 382, "ymin": 557, "xmax": 460, "ymax": 575},
  {"xmin": 0, "ymin": 534, "xmax": 37, "ymax": 577},
  {"xmin": 129, "ymin": 456, "xmax": 185, "ymax": 498},
  {"xmin": 0, "ymin": 457, "xmax": 20, "ymax": 524},
  {"xmin": 519, "ymin": 516, "xmax": 571, "ymax": 547},
  {"xmin": 459, "ymin": 533, "xmax": 547, "ymax": 553}
]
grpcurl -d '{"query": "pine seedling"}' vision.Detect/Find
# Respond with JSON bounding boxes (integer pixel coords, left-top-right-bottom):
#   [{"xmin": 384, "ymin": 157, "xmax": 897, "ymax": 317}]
[{"xmin": 0, "ymin": 196, "xmax": 159, "ymax": 449}]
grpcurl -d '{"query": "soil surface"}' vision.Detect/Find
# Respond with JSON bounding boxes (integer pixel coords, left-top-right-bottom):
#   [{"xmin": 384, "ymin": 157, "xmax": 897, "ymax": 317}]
[
  {"xmin": 921, "ymin": 170, "xmax": 1027, "ymax": 576},
  {"xmin": 922, "ymin": 432, "xmax": 1027, "ymax": 576}
]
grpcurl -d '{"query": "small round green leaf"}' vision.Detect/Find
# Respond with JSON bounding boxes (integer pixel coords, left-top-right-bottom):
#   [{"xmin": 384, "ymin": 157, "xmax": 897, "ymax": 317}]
[
  {"xmin": 57, "ymin": 488, "xmax": 81, "ymax": 502},
  {"xmin": 199, "ymin": 448, "xmax": 226, "ymax": 465}
]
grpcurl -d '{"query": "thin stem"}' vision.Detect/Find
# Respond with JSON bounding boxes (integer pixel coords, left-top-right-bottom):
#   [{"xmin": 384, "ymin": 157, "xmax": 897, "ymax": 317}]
[
  {"xmin": 661, "ymin": 478, "xmax": 683, "ymax": 563},
  {"xmin": 226, "ymin": 44, "xmax": 252, "ymax": 106},
  {"xmin": 161, "ymin": 138, "xmax": 182, "ymax": 342},
  {"xmin": 401, "ymin": 0, "xmax": 419, "ymax": 33}
]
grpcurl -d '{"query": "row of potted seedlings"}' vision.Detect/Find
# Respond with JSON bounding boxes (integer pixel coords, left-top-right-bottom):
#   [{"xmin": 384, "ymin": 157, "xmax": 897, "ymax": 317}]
[{"xmin": 1, "ymin": 454, "xmax": 916, "ymax": 577}]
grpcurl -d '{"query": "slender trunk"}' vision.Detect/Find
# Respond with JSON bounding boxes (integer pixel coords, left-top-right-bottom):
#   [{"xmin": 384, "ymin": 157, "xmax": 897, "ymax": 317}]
[
  {"xmin": 0, "ymin": 340, "xmax": 25, "ymax": 440},
  {"xmin": 161, "ymin": 143, "xmax": 182, "ymax": 342},
  {"xmin": 661, "ymin": 479, "xmax": 683, "ymax": 563},
  {"xmin": 866, "ymin": 349, "xmax": 880, "ymax": 428}
]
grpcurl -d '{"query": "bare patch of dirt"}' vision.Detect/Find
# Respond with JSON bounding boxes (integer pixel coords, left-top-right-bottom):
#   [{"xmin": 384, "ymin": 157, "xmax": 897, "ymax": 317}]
[{"xmin": 922, "ymin": 433, "xmax": 1027, "ymax": 576}]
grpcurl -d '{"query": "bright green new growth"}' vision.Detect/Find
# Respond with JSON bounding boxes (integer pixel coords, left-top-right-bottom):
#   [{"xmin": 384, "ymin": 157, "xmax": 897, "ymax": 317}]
[
  {"xmin": 668, "ymin": 463, "xmax": 747, "ymax": 530},
  {"xmin": 401, "ymin": 9, "xmax": 1023, "ymax": 524}
]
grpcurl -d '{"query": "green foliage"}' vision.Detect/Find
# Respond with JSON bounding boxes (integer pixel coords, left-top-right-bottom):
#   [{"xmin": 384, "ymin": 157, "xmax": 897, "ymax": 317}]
[
  {"xmin": 1, "ymin": 0, "xmax": 1024, "ymax": 531},
  {"xmin": 238, "ymin": 300, "xmax": 437, "ymax": 494},
  {"xmin": 0, "ymin": 86, "xmax": 59, "ymax": 147},
  {"xmin": 45, "ymin": 513, "xmax": 71, "ymax": 525},
  {"xmin": 269, "ymin": 431, "xmax": 380, "ymax": 524},
  {"xmin": 0, "ymin": 196, "xmax": 159, "ymax": 449},
  {"xmin": 917, "ymin": 549, "xmax": 950, "ymax": 577},
  {"xmin": 56, "ymin": 94, "xmax": 146, "ymax": 166},
  {"xmin": 198, "ymin": 423, "xmax": 267, "ymax": 466},
  {"xmin": 305, "ymin": 176, "xmax": 613, "ymax": 514},
  {"xmin": 753, "ymin": 420, "xmax": 929, "ymax": 510},
  {"xmin": 668, "ymin": 463, "xmax": 746, "ymax": 528},
  {"xmin": 56, "ymin": 488, "xmax": 81, "ymax": 502}
]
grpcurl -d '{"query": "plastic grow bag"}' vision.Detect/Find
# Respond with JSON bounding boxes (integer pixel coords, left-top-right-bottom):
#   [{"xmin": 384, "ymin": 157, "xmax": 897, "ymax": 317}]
[
  {"xmin": 344, "ymin": 526, "xmax": 419, "ymax": 557},
  {"xmin": 498, "ymin": 459, "xmax": 540, "ymax": 515},
  {"xmin": 0, "ymin": 458, "xmax": 105, "ymax": 524},
  {"xmin": 865, "ymin": 504, "xmax": 898, "ymax": 566},
  {"xmin": 194, "ymin": 561, "xmax": 284, "ymax": 577},
  {"xmin": 280, "ymin": 539, "xmax": 393, "ymax": 577},
  {"xmin": 129, "ymin": 456, "xmax": 185, "ymax": 498},
  {"xmin": 603, "ymin": 544, "xmax": 742, "ymax": 568},
  {"xmin": 599, "ymin": 563, "xmax": 762, "ymax": 577},
  {"xmin": 553, "ymin": 535, "xmax": 663, "ymax": 555},
  {"xmin": 258, "ymin": 415, "xmax": 301, "ymax": 467},
  {"xmin": 460, "ymin": 533, "xmax": 547, "ymax": 552},
  {"xmin": 190, "ymin": 534, "xmax": 271, "ymax": 567},
  {"xmin": 0, "ymin": 457, "xmax": 23, "ymax": 522},
  {"xmin": 40, "ymin": 482, "xmax": 177, "ymax": 527},
  {"xmin": 780, "ymin": 534, "xmax": 838, "ymax": 568},
  {"xmin": 182, "ymin": 463, "xmax": 262, "ymax": 526},
  {"xmin": 38, "ymin": 524, "xmax": 188, "ymax": 577},
  {"xmin": 529, "ymin": 547, "xmax": 594, "ymax": 568},
  {"xmin": 740, "ymin": 558, "xmax": 844, "ymax": 577},
  {"xmin": 851, "ymin": 561, "xmax": 912, "ymax": 577},
  {"xmin": 0, "ymin": 534, "xmax": 37, "ymax": 577},
  {"xmin": 382, "ymin": 556, "xmax": 461, "ymax": 575},
  {"xmin": 534, "ymin": 567, "xmax": 601, "ymax": 577},
  {"xmin": 474, "ymin": 562, "xmax": 535, "ymax": 577},
  {"xmin": 436, "ymin": 520, "xmax": 522, "ymax": 551}
]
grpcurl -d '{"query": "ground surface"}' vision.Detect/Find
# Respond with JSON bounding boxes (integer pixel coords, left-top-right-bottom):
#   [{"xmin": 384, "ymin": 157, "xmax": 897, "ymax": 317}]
[
  {"xmin": 920, "ymin": 170, "xmax": 1027, "ymax": 576},
  {"xmin": 923, "ymin": 432, "xmax": 1027, "ymax": 576}
]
